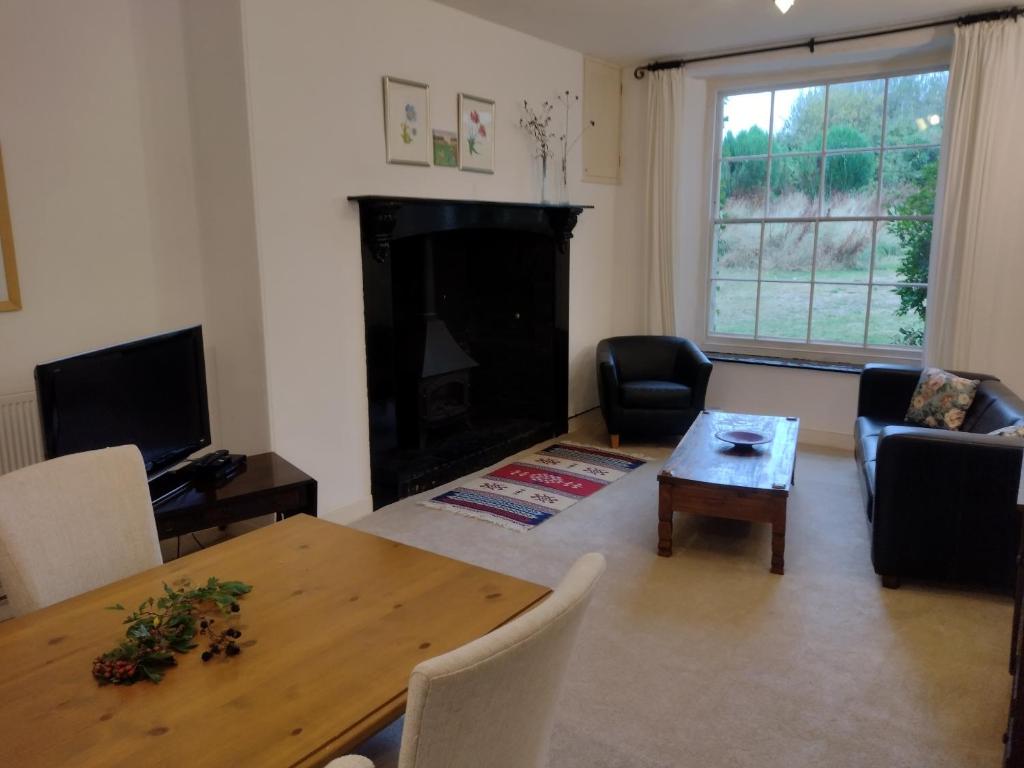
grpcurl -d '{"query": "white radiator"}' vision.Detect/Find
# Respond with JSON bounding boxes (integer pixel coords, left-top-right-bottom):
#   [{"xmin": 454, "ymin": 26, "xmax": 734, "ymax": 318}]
[{"xmin": 0, "ymin": 391, "xmax": 44, "ymax": 475}]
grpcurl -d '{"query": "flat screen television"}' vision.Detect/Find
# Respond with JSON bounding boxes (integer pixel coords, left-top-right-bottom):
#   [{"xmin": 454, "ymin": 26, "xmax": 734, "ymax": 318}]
[{"xmin": 35, "ymin": 326, "xmax": 211, "ymax": 477}]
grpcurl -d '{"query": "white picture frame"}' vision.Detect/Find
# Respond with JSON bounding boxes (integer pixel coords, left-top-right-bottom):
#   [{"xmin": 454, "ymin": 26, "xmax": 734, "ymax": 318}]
[
  {"xmin": 383, "ymin": 76, "xmax": 431, "ymax": 166},
  {"xmin": 458, "ymin": 93, "xmax": 495, "ymax": 174}
]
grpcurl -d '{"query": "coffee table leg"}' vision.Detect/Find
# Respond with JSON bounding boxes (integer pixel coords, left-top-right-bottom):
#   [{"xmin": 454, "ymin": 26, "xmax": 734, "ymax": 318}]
[
  {"xmin": 770, "ymin": 511, "xmax": 786, "ymax": 575},
  {"xmin": 658, "ymin": 484, "xmax": 673, "ymax": 557}
]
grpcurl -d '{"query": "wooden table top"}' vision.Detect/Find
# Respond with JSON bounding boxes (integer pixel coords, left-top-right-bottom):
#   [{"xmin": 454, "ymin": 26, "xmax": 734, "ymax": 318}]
[
  {"xmin": 0, "ymin": 514, "xmax": 550, "ymax": 767},
  {"xmin": 659, "ymin": 410, "xmax": 800, "ymax": 495}
]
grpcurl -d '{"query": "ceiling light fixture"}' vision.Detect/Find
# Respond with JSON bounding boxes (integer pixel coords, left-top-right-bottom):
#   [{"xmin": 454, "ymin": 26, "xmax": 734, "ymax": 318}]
[{"xmin": 775, "ymin": 0, "xmax": 795, "ymax": 14}]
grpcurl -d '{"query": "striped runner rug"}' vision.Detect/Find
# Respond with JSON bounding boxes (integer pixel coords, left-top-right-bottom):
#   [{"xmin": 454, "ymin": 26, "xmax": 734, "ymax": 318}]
[{"xmin": 423, "ymin": 442, "xmax": 648, "ymax": 531}]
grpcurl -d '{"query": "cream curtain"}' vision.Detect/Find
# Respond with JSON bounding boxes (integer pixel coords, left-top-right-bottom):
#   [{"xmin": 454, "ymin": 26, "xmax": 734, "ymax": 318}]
[
  {"xmin": 925, "ymin": 18, "xmax": 1024, "ymax": 390},
  {"xmin": 642, "ymin": 69, "xmax": 682, "ymax": 335}
]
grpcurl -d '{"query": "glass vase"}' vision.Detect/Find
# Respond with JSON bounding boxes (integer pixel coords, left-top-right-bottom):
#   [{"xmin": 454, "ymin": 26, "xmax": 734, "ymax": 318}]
[{"xmin": 540, "ymin": 155, "xmax": 549, "ymax": 204}]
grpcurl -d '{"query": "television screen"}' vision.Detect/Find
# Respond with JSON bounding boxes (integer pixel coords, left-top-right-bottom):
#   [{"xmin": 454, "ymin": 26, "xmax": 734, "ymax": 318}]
[{"xmin": 35, "ymin": 326, "xmax": 211, "ymax": 476}]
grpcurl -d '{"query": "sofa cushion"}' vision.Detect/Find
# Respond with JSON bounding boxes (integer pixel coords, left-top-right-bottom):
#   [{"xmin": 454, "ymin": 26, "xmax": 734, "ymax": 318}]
[
  {"xmin": 989, "ymin": 423, "xmax": 1024, "ymax": 438},
  {"xmin": 620, "ymin": 380, "xmax": 692, "ymax": 410},
  {"xmin": 905, "ymin": 368, "xmax": 979, "ymax": 430}
]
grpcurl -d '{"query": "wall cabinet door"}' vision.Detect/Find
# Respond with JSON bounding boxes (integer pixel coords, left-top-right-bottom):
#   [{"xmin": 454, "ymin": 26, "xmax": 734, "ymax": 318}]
[{"xmin": 583, "ymin": 57, "xmax": 621, "ymax": 185}]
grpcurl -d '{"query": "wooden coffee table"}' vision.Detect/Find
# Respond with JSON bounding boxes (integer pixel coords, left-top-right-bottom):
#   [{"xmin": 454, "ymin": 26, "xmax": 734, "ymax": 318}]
[{"xmin": 657, "ymin": 410, "xmax": 799, "ymax": 574}]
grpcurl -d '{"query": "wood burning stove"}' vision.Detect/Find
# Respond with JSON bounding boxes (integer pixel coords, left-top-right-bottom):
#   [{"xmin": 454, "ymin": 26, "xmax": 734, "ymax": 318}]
[{"xmin": 351, "ymin": 195, "xmax": 589, "ymax": 507}]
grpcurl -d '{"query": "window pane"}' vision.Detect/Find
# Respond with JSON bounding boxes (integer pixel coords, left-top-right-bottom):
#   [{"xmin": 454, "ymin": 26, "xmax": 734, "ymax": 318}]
[
  {"xmin": 885, "ymin": 72, "xmax": 948, "ymax": 147},
  {"xmin": 721, "ymin": 92, "xmax": 771, "ymax": 156},
  {"xmin": 881, "ymin": 148, "xmax": 939, "ymax": 214},
  {"xmin": 757, "ymin": 282, "xmax": 811, "ymax": 340},
  {"xmin": 713, "ymin": 223, "xmax": 761, "ymax": 279},
  {"xmin": 769, "ymin": 156, "xmax": 820, "ymax": 217},
  {"xmin": 709, "ymin": 280, "xmax": 757, "ymax": 336},
  {"xmin": 771, "ymin": 86, "xmax": 825, "ymax": 153},
  {"xmin": 826, "ymin": 79, "xmax": 884, "ymax": 149},
  {"xmin": 816, "ymin": 221, "xmax": 872, "ymax": 282},
  {"xmin": 810, "ymin": 284, "xmax": 869, "ymax": 343},
  {"xmin": 824, "ymin": 152, "xmax": 879, "ymax": 216},
  {"xmin": 879, "ymin": 219, "xmax": 932, "ymax": 287},
  {"xmin": 868, "ymin": 285, "xmax": 926, "ymax": 347},
  {"xmin": 872, "ymin": 221, "xmax": 901, "ymax": 282},
  {"xmin": 719, "ymin": 158, "xmax": 767, "ymax": 218},
  {"xmin": 762, "ymin": 222, "xmax": 813, "ymax": 280}
]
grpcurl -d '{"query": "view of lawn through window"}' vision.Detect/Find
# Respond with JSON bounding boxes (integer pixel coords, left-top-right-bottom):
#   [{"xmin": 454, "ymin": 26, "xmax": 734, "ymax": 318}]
[{"xmin": 709, "ymin": 70, "xmax": 948, "ymax": 350}]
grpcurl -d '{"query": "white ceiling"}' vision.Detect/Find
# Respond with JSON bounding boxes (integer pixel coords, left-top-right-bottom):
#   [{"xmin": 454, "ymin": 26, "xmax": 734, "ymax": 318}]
[{"xmin": 434, "ymin": 0, "xmax": 1003, "ymax": 62}]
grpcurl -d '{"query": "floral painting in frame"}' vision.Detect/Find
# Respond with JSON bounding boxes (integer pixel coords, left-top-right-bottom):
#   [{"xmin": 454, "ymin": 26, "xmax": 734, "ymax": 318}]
[
  {"xmin": 458, "ymin": 94, "xmax": 494, "ymax": 174},
  {"xmin": 383, "ymin": 76, "xmax": 430, "ymax": 166}
]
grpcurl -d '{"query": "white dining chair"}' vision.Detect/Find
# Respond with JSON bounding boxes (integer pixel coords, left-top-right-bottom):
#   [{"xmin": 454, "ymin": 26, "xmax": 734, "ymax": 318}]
[
  {"xmin": 0, "ymin": 445, "xmax": 162, "ymax": 616},
  {"xmin": 327, "ymin": 551, "xmax": 606, "ymax": 768}
]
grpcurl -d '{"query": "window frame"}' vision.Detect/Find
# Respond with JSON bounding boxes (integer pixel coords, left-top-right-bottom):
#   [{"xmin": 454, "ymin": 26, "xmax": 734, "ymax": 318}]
[{"xmin": 701, "ymin": 64, "xmax": 949, "ymax": 366}]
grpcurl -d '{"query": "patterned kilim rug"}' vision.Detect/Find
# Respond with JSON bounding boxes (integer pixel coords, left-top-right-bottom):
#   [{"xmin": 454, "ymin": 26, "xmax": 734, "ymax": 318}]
[{"xmin": 423, "ymin": 442, "xmax": 648, "ymax": 531}]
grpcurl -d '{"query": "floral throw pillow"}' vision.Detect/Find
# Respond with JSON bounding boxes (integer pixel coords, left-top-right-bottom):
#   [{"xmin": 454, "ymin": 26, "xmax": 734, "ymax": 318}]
[
  {"xmin": 989, "ymin": 423, "xmax": 1024, "ymax": 439},
  {"xmin": 904, "ymin": 368, "xmax": 980, "ymax": 430}
]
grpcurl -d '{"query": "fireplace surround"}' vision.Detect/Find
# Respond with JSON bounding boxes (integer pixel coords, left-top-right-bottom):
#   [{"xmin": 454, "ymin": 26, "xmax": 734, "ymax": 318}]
[{"xmin": 350, "ymin": 196, "xmax": 590, "ymax": 507}]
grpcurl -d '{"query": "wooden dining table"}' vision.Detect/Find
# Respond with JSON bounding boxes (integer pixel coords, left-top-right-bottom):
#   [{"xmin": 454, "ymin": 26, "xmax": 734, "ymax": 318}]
[{"xmin": 0, "ymin": 514, "xmax": 550, "ymax": 767}]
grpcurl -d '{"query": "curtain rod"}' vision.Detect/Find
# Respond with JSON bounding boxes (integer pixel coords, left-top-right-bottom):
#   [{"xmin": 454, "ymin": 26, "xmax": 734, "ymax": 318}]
[{"xmin": 633, "ymin": 6, "xmax": 1022, "ymax": 79}]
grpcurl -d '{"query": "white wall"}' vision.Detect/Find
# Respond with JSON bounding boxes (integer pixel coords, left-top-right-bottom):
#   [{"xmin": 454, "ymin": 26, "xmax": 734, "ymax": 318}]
[
  {"xmin": 241, "ymin": 0, "xmax": 624, "ymax": 520},
  {"xmin": 0, "ymin": 0, "xmax": 205, "ymax": 396},
  {"xmin": 181, "ymin": 0, "xmax": 270, "ymax": 455},
  {"xmin": 0, "ymin": 0, "xmax": 272, "ymax": 457}
]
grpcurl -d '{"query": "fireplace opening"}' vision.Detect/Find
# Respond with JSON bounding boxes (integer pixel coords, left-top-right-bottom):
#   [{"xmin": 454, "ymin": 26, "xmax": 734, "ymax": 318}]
[{"xmin": 353, "ymin": 196, "xmax": 585, "ymax": 508}]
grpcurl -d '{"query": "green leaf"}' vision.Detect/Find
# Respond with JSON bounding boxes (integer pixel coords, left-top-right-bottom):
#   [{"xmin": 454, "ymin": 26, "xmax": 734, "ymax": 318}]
[
  {"xmin": 138, "ymin": 664, "xmax": 163, "ymax": 683},
  {"xmin": 219, "ymin": 581, "xmax": 253, "ymax": 596},
  {"xmin": 105, "ymin": 603, "xmax": 125, "ymax": 611}
]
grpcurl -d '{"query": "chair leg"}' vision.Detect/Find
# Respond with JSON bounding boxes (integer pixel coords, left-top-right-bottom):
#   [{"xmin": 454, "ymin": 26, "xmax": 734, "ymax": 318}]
[
  {"xmin": 881, "ymin": 575, "xmax": 901, "ymax": 589},
  {"xmin": 609, "ymin": 434, "xmax": 620, "ymax": 449}
]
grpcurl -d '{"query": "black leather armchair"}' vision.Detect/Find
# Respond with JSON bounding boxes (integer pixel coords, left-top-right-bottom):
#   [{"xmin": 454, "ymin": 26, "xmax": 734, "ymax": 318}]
[
  {"xmin": 855, "ymin": 363, "xmax": 1024, "ymax": 589},
  {"xmin": 596, "ymin": 336, "xmax": 712, "ymax": 447}
]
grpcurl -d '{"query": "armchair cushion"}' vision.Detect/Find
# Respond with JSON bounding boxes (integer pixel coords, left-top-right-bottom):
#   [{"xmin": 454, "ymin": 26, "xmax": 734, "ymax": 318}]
[
  {"xmin": 904, "ymin": 367, "xmax": 980, "ymax": 430},
  {"xmin": 620, "ymin": 381, "xmax": 692, "ymax": 410}
]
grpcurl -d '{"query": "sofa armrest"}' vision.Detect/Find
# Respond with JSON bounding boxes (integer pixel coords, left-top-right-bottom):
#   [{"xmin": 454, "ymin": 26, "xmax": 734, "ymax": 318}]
[
  {"xmin": 596, "ymin": 341, "xmax": 622, "ymax": 432},
  {"xmin": 673, "ymin": 340, "xmax": 713, "ymax": 410},
  {"xmin": 872, "ymin": 425, "xmax": 1023, "ymax": 585},
  {"xmin": 857, "ymin": 363, "xmax": 923, "ymax": 422}
]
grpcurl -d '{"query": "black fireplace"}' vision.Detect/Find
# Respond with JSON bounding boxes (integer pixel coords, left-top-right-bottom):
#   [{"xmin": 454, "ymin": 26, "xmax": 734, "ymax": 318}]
[{"xmin": 350, "ymin": 196, "xmax": 590, "ymax": 507}]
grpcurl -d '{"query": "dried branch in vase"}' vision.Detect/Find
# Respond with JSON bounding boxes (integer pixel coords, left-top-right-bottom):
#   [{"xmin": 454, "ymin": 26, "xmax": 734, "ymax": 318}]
[
  {"xmin": 518, "ymin": 99, "xmax": 557, "ymax": 162},
  {"xmin": 557, "ymin": 90, "xmax": 595, "ymax": 194}
]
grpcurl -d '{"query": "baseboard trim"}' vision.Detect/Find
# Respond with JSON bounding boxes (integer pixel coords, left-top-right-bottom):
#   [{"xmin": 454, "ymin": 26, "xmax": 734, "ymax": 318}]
[
  {"xmin": 326, "ymin": 495, "xmax": 374, "ymax": 525},
  {"xmin": 798, "ymin": 428, "xmax": 854, "ymax": 451}
]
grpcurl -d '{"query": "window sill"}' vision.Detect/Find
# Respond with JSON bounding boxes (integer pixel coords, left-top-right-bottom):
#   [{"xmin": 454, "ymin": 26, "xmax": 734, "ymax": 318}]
[{"xmin": 706, "ymin": 351, "xmax": 862, "ymax": 375}]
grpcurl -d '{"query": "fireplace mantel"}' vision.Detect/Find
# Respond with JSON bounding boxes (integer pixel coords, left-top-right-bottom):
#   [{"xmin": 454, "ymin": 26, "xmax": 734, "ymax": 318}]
[{"xmin": 348, "ymin": 195, "xmax": 593, "ymax": 263}]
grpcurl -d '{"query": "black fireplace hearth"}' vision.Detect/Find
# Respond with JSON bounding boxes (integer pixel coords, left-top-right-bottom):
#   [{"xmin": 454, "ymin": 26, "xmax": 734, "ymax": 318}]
[{"xmin": 350, "ymin": 196, "xmax": 590, "ymax": 508}]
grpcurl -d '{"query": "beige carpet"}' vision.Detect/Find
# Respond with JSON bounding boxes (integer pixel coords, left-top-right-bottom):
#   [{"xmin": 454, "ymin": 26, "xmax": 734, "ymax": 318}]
[{"xmin": 349, "ymin": 416, "xmax": 1013, "ymax": 767}]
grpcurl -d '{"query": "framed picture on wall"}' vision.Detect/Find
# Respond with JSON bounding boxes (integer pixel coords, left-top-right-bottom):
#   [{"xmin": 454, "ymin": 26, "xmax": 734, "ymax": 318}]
[
  {"xmin": 458, "ymin": 93, "xmax": 494, "ymax": 174},
  {"xmin": 382, "ymin": 76, "xmax": 431, "ymax": 166},
  {"xmin": 0, "ymin": 144, "xmax": 21, "ymax": 312}
]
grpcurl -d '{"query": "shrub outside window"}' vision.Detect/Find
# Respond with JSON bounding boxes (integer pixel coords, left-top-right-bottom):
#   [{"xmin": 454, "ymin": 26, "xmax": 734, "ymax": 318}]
[{"xmin": 708, "ymin": 70, "xmax": 948, "ymax": 357}]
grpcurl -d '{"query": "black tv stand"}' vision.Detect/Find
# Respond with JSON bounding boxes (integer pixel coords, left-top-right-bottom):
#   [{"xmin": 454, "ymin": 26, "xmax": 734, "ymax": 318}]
[
  {"xmin": 151, "ymin": 452, "xmax": 317, "ymax": 540},
  {"xmin": 149, "ymin": 451, "xmax": 248, "ymax": 505},
  {"xmin": 149, "ymin": 469, "xmax": 194, "ymax": 505}
]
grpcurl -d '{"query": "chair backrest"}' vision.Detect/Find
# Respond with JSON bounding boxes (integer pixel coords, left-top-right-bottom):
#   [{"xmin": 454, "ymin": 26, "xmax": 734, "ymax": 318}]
[
  {"xmin": 0, "ymin": 445, "xmax": 162, "ymax": 616},
  {"xmin": 396, "ymin": 552, "xmax": 606, "ymax": 768},
  {"xmin": 606, "ymin": 335, "xmax": 682, "ymax": 382}
]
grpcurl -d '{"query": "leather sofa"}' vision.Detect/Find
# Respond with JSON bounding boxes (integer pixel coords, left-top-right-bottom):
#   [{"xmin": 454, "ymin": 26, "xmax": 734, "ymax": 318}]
[
  {"xmin": 855, "ymin": 363, "xmax": 1024, "ymax": 589},
  {"xmin": 596, "ymin": 336, "xmax": 712, "ymax": 448}
]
